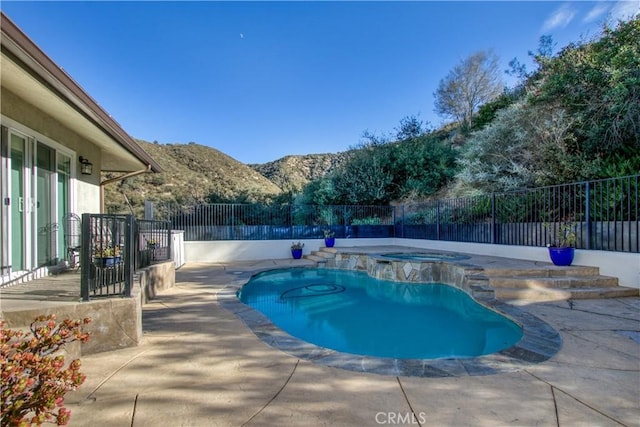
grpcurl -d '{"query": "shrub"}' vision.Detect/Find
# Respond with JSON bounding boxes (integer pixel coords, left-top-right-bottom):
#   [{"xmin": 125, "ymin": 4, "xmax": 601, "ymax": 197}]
[
  {"xmin": 1, "ymin": 315, "xmax": 91, "ymax": 426},
  {"xmin": 351, "ymin": 217, "xmax": 382, "ymax": 225}
]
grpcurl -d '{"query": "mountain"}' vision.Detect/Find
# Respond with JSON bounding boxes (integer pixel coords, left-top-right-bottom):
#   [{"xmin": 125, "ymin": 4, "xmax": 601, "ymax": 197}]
[
  {"xmin": 249, "ymin": 152, "xmax": 349, "ymax": 192},
  {"xmin": 103, "ymin": 140, "xmax": 344, "ymax": 215}
]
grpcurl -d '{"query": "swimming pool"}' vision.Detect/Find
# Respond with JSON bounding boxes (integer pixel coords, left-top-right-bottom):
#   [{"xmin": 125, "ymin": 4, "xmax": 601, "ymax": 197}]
[
  {"xmin": 378, "ymin": 252, "xmax": 470, "ymax": 262},
  {"xmin": 238, "ymin": 268, "xmax": 522, "ymax": 359}
]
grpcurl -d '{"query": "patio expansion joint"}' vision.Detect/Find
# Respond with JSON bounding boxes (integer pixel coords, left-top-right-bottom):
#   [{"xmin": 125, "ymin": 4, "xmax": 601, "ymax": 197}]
[
  {"xmin": 550, "ymin": 385, "xmax": 560, "ymax": 427},
  {"xmin": 524, "ymin": 370, "xmax": 628, "ymax": 427},
  {"xmin": 81, "ymin": 348, "xmax": 153, "ymax": 403},
  {"xmin": 240, "ymin": 359, "xmax": 300, "ymax": 427},
  {"xmin": 396, "ymin": 377, "xmax": 423, "ymax": 427},
  {"xmin": 130, "ymin": 393, "xmax": 139, "ymax": 427},
  {"xmin": 542, "ymin": 302, "xmax": 640, "ymax": 323},
  {"xmin": 559, "ymin": 329, "xmax": 640, "ymax": 363}
]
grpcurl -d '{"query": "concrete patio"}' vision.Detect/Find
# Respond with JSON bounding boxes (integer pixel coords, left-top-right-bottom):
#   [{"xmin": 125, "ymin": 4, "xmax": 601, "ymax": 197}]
[{"xmin": 55, "ymin": 259, "xmax": 639, "ymax": 427}]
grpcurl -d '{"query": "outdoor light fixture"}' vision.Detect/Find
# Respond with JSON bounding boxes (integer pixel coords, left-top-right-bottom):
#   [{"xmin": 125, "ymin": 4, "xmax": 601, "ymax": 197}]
[{"xmin": 79, "ymin": 156, "xmax": 93, "ymax": 175}]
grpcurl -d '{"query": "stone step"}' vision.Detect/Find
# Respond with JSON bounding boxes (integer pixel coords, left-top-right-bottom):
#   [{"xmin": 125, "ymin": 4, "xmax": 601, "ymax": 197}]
[
  {"xmin": 488, "ymin": 275, "xmax": 619, "ymax": 289},
  {"xmin": 483, "ymin": 266, "xmax": 601, "ymax": 277},
  {"xmin": 495, "ymin": 286, "xmax": 639, "ymax": 301},
  {"xmin": 304, "ymin": 254, "xmax": 328, "ymax": 263},
  {"xmin": 320, "ymin": 247, "xmax": 339, "ymax": 254},
  {"xmin": 311, "ymin": 250, "xmax": 336, "ymax": 259},
  {"xmin": 469, "ymin": 284, "xmax": 495, "ymax": 300}
]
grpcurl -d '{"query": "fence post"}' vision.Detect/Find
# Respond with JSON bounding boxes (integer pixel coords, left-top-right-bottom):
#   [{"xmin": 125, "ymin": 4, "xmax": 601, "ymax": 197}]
[
  {"xmin": 167, "ymin": 219, "xmax": 173, "ymax": 263},
  {"xmin": 80, "ymin": 213, "xmax": 91, "ymax": 301},
  {"xmin": 123, "ymin": 215, "xmax": 133, "ymax": 298},
  {"xmin": 144, "ymin": 200, "xmax": 154, "ymax": 220},
  {"xmin": 436, "ymin": 200, "xmax": 441, "ymax": 241},
  {"xmin": 343, "ymin": 205, "xmax": 347, "ymax": 238},
  {"xmin": 230, "ymin": 204, "xmax": 235, "ymax": 240},
  {"xmin": 289, "ymin": 204, "xmax": 293, "ymax": 239},
  {"xmin": 491, "ymin": 193, "xmax": 496, "ymax": 244},
  {"xmin": 585, "ymin": 181, "xmax": 591, "ymax": 250}
]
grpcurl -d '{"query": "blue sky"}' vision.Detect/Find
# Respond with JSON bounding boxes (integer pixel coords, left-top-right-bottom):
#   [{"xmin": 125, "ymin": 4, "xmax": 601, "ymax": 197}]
[{"xmin": 2, "ymin": 1, "xmax": 638, "ymax": 164}]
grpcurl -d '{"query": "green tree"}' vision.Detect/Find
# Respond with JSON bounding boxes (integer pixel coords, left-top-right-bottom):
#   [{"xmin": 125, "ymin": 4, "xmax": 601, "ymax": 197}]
[
  {"xmin": 332, "ymin": 145, "xmax": 393, "ymax": 205},
  {"xmin": 302, "ymin": 116, "xmax": 458, "ymax": 205},
  {"xmin": 533, "ymin": 18, "xmax": 640, "ymax": 156},
  {"xmin": 394, "ymin": 115, "xmax": 429, "ymax": 141},
  {"xmin": 455, "ymin": 101, "xmax": 594, "ymax": 194},
  {"xmin": 471, "ymin": 89, "xmax": 520, "ymax": 131},
  {"xmin": 388, "ymin": 135, "xmax": 457, "ymax": 200}
]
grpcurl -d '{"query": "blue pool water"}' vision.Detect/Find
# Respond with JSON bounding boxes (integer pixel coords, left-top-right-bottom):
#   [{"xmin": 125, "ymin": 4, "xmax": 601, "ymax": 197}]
[{"xmin": 238, "ymin": 268, "xmax": 522, "ymax": 359}]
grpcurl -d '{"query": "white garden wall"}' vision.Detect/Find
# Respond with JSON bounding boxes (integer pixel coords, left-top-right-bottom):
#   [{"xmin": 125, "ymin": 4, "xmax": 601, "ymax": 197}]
[{"xmin": 183, "ymin": 238, "xmax": 639, "ymax": 289}]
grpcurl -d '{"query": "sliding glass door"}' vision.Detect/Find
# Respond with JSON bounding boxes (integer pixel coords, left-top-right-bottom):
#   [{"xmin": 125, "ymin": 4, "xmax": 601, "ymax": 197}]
[
  {"xmin": 57, "ymin": 154, "xmax": 71, "ymax": 264},
  {"xmin": 36, "ymin": 143, "xmax": 55, "ymax": 266},
  {"xmin": 1, "ymin": 124, "xmax": 73, "ymax": 280}
]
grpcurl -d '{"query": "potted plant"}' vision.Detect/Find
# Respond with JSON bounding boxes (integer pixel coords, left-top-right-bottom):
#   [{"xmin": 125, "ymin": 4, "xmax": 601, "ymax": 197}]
[
  {"xmin": 93, "ymin": 245, "xmax": 121, "ymax": 266},
  {"xmin": 291, "ymin": 242, "xmax": 304, "ymax": 259},
  {"xmin": 323, "ymin": 229, "xmax": 336, "ymax": 248},
  {"xmin": 544, "ymin": 220, "xmax": 577, "ymax": 266},
  {"xmin": 146, "ymin": 239, "xmax": 158, "ymax": 250}
]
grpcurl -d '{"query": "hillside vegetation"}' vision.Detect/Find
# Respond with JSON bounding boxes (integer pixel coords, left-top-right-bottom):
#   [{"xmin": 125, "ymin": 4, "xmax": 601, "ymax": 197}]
[
  {"xmin": 301, "ymin": 18, "xmax": 639, "ymax": 204},
  {"xmin": 103, "ymin": 141, "xmax": 277, "ymax": 214},
  {"xmin": 105, "ymin": 18, "xmax": 639, "ymax": 214},
  {"xmin": 250, "ymin": 152, "xmax": 350, "ymax": 193},
  {"xmin": 103, "ymin": 141, "xmax": 344, "ymax": 214}
]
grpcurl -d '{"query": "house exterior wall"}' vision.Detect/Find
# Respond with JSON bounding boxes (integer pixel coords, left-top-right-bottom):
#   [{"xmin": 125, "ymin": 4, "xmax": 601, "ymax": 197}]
[{"xmin": 1, "ymin": 87, "xmax": 101, "ymax": 214}]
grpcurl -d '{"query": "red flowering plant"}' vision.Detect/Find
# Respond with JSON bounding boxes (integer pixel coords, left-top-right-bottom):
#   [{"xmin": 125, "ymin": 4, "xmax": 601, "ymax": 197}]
[{"xmin": 1, "ymin": 315, "xmax": 91, "ymax": 426}]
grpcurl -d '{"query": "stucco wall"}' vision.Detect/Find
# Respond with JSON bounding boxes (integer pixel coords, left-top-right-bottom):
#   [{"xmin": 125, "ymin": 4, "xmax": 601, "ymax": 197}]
[
  {"xmin": 1, "ymin": 261, "xmax": 176, "ymax": 358},
  {"xmin": 184, "ymin": 238, "xmax": 392, "ymax": 262},
  {"xmin": 183, "ymin": 239, "xmax": 640, "ymax": 289},
  {"xmin": 139, "ymin": 261, "xmax": 176, "ymax": 303},
  {"xmin": 1, "ymin": 88, "xmax": 101, "ymax": 213},
  {"xmin": 1, "ymin": 294, "xmax": 143, "ymax": 355}
]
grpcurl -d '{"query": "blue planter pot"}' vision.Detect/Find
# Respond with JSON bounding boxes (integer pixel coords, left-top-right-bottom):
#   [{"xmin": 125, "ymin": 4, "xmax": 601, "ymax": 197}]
[
  {"xmin": 548, "ymin": 247, "xmax": 574, "ymax": 266},
  {"xmin": 94, "ymin": 256, "xmax": 121, "ymax": 267},
  {"xmin": 324, "ymin": 237, "xmax": 335, "ymax": 248},
  {"xmin": 291, "ymin": 248, "xmax": 303, "ymax": 259}
]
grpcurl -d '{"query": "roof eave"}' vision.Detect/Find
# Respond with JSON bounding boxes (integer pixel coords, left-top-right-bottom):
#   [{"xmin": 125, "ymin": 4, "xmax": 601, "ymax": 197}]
[{"xmin": 0, "ymin": 12, "xmax": 162, "ymax": 173}]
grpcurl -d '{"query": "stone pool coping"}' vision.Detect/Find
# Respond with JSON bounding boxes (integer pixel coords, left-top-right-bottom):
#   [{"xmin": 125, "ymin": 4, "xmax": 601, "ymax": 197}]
[{"xmin": 217, "ymin": 267, "xmax": 562, "ymax": 378}]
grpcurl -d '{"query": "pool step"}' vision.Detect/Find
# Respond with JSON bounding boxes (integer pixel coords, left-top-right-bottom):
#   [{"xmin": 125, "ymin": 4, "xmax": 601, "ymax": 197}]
[
  {"xmin": 311, "ymin": 250, "xmax": 336, "ymax": 260},
  {"xmin": 483, "ymin": 266, "xmax": 601, "ymax": 277},
  {"xmin": 488, "ymin": 275, "xmax": 619, "ymax": 289},
  {"xmin": 320, "ymin": 247, "xmax": 339, "ymax": 254},
  {"xmin": 494, "ymin": 286, "xmax": 638, "ymax": 301},
  {"xmin": 314, "ymin": 247, "xmax": 638, "ymax": 301},
  {"xmin": 304, "ymin": 254, "xmax": 327, "ymax": 264},
  {"xmin": 484, "ymin": 268, "xmax": 638, "ymax": 301},
  {"xmin": 305, "ymin": 247, "xmax": 338, "ymax": 265}
]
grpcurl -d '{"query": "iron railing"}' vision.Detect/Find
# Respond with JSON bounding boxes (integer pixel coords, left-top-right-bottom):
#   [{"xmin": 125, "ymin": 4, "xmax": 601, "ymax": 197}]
[
  {"xmin": 80, "ymin": 214, "xmax": 132, "ymax": 301},
  {"xmin": 402, "ymin": 175, "xmax": 638, "ymax": 251},
  {"xmin": 136, "ymin": 219, "xmax": 172, "ymax": 269},
  {"xmin": 80, "ymin": 214, "xmax": 172, "ymax": 301},
  {"xmin": 150, "ymin": 174, "xmax": 638, "ymax": 253},
  {"xmin": 159, "ymin": 204, "xmax": 396, "ymax": 241}
]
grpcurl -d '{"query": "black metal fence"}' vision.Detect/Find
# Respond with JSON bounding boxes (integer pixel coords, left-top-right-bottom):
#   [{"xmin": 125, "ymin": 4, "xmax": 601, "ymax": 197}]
[
  {"xmin": 80, "ymin": 214, "xmax": 172, "ymax": 301},
  {"xmin": 135, "ymin": 219, "xmax": 172, "ymax": 270},
  {"xmin": 401, "ymin": 174, "xmax": 638, "ymax": 252},
  {"xmin": 159, "ymin": 204, "xmax": 396, "ymax": 241},
  {"xmin": 151, "ymin": 174, "xmax": 638, "ymax": 253}
]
